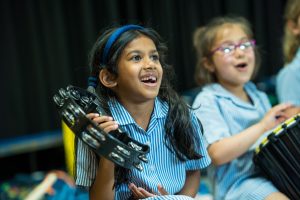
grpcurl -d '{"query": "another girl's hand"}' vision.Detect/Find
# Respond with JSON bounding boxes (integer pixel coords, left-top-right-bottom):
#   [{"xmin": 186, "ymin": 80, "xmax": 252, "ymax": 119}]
[
  {"xmin": 260, "ymin": 103, "xmax": 292, "ymax": 132},
  {"xmin": 86, "ymin": 113, "xmax": 119, "ymax": 133},
  {"xmin": 129, "ymin": 183, "xmax": 168, "ymax": 199}
]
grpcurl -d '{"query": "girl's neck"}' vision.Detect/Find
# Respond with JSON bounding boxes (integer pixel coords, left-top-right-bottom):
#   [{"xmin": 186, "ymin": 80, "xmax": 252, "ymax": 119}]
[{"xmin": 118, "ymin": 98, "xmax": 155, "ymax": 131}]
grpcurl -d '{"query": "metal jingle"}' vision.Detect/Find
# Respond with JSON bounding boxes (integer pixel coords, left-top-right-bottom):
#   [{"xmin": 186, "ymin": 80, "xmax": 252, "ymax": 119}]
[
  {"xmin": 67, "ymin": 103, "xmax": 75, "ymax": 111},
  {"xmin": 66, "ymin": 85, "xmax": 72, "ymax": 91},
  {"xmin": 87, "ymin": 126, "xmax": 106, "ymax": 142},
  {"xmin": 81, "ymin": 95, "xmax": 91, "ymax": 104},
  {"xmin": 128, "ymin": 141, "xmax": 143, "ymax": 151},
  {"xmin": 58, "ymin": 88, "xmax": 67, "ymax": 98},
  {"xmin": 62, "ymin": 110, "xmax": 75, "ymax": 126},
  {"xmin": 70, "ymin": 89, "xmax": 80, "ymax": 100},
  {"xmin": 116, "ymin": 145, "xmax": 131, "ymax": 156},
  {"xmin": 138, "ymin": 154, "xmax": 148, "ymax": 163},
  {"xmin": 53, "ymin": 94, "xmax": 64, "ymax": 107},
  {"xmin": 82, "ymin": 131, "xmax": 100, "ymax": 148},
  {"xmin": 133, "ymin": 162, "xmax": 143, "ymax": 171},
  {"xmin": 109, "ymin": 152, "xmax": 125, "ymax": 164}
]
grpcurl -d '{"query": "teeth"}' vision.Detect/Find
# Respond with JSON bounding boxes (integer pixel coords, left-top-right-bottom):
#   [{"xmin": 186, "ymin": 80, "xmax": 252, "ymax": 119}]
[{"xmin": 141, "ymin": 76, "xmax": 157, "ymax": 81}]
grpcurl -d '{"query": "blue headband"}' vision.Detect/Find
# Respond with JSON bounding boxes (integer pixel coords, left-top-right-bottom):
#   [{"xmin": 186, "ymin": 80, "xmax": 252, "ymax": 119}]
[{"xmin": 101, "ymin": 24, "xmax": 144, "ymax": 65}]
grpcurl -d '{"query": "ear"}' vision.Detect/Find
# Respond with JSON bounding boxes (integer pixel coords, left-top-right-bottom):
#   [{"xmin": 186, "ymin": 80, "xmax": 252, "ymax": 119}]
[
  {"xmin": 203, "ymin": 57, "xmax": 215, "ymax": 72},
  {"xmin": 99, "ymin": 69, "xmax": 117, "ymax": 88},
  {"xmin": 287, "ymin": 19, "xmax": 300, "ymax": 36}
]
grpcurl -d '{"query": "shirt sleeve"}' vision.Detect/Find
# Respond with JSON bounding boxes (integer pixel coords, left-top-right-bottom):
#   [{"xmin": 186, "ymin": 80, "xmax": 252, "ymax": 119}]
[
  {"xmin": 185, "ymin": 112, "xmax": 211, "ymax": 171},
  {"xmin": 75, "ymin": 139, "xmax": 98, "ymax": 187},
  {"xmin": 276, "ymin": 65, "xmax": 300, "ymax": 106},
  {"xmin": 192, "ymin": 91, "xmax": 231, "ymax": 145}
]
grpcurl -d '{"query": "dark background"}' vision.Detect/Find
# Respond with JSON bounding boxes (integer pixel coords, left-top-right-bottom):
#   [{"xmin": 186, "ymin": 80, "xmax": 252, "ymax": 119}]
[{"xmin": 0, "ymin": 0, "xmax": 287, "ymax": 139}]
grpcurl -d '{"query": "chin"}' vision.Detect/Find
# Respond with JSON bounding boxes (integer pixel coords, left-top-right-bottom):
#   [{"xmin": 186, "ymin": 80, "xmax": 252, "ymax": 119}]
[{"xmin": 144, "ymin": 91, "xmax": 159, "ymax": 99}]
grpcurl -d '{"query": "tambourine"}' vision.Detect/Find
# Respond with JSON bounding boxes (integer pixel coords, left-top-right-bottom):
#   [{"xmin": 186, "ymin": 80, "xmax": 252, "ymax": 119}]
[{"xmin": 53, "ymin": 85, "xmax": 149, "ymax": 171}]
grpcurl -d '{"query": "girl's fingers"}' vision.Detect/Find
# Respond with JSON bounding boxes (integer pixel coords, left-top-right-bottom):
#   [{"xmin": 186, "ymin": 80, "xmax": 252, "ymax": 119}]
[
  {"xmin": 138, "ymin": 187, "xmax": 156, "ymax": 197},
  {"xmin": 129, "ymin": 183, "xmax": 145, "ymax": 198},
  {"xmin": 272, "ymin": 103, "xmax": 292, "ymax": 113},
  {"xmin": 86, "ymin": 113, "xmax": 99, "ymax": 119},
  {"xmin": 102, "ymin": 122, "xmax": 118, "ymax": 133},
  {"xmin": 86, "ymin": 113, "xmax": 119, "ymax": 133},
  {"xmin": 157, "ymin": 184, "xmax": 168, "ymax": 195},
  {"xmin": 282, "ymin": 106, "xmax": 300, "ymax": 118},
  {"xmin": 94, "ymin": 118, "xmax": 118, "ymax": 133},
  {"xmin": 92, "ymin": 116, "xmax": 113, "ymax": 124}
]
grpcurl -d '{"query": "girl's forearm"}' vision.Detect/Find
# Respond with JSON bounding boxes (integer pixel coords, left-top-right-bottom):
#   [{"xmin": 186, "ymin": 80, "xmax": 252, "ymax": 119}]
[
  {"xmin": 177, "ymin": 170, "xmax": 200, "ymax": 197},
  {"xmin": 90, "ymin": 158, "xmax": 115, "ymax": 200}
]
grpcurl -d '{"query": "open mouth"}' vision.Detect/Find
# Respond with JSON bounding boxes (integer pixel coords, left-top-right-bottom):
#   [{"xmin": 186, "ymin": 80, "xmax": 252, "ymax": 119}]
[
  {"xmin": 141, "ymin": 75, "xmax": 157, "ymax": 84},
  {"xmin": 236, "ymin": 63, "xmax": 247, "ymax": 69}
]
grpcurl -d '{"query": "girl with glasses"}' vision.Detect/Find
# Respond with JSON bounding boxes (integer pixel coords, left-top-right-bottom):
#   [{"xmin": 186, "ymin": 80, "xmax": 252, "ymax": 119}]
[{"xmin": 192, "ymin": 16, "xmax": 291, "ymax": 200}]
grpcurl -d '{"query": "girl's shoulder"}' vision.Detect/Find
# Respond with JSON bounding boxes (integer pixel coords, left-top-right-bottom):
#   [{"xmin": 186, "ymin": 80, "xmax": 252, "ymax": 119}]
[
  {"xmin": 192, "ymin": 84, "xmax": 224, "ymax": 110},
  {"xmin": 193, "ymin": 83, "xmax": 229, "ymax": 102}
]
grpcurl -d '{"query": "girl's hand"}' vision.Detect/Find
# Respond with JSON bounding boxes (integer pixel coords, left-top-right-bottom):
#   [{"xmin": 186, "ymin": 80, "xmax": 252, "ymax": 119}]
[
  {"xmin": 86, "ymin": 113, "xmax": 119, "ymax": 133},
  {"xmin": 129, "ymin": 183, "xmax": 168, "ymax": 199},
  {"xmin": 282, "ymin": 105, "xmax": 300, "ymax": 118},
  {"xmin": 259, "ymin": 103, "xmax": 292, "ymax": 132}
]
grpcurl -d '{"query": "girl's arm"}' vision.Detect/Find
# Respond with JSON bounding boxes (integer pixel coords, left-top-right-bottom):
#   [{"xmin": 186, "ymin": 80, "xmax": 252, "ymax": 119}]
[
  {"xmin": 89, "ymin": 158, "xmax": 115, "ymax": 200},
  {"xmin": 209, "ymin": 103, "xmax": 291, "ymax": 166},
  {"xmin": 176, "ymin": 170, "xmax": 200, "ymax": 197},
  {"xmin": 87, "ymin": 113, "xmax": 119, "ymax": 200}
]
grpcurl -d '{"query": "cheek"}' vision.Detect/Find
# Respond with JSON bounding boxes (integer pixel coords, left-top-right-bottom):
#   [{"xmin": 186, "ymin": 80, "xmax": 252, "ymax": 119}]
[
  {"xmin": 222, "ymin": 56, "xmax": 234, "ymax": 63},
  {"xmin": 248, "ymin": 51, "xmax": 256, "ymax": 63},
  {"xmin": 213, "ymin": 56, "xmax": 232, "ymax": 68}
]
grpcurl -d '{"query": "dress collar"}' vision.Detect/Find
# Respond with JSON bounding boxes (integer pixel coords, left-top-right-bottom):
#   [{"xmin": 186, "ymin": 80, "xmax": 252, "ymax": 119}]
[
  {"xmin": 204, "ymin": 82, "xmax": 260, "ymax": 109},
  {"xmin": 108, "ymin": 97, "xmax": 168, "ymax": 126}
]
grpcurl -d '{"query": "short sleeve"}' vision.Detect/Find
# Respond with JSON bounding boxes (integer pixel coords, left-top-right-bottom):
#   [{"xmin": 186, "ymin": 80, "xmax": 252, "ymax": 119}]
[
  {"xmin": 185, "ymin": 112, "xmax": 211, "ymax": 170},
  {"xmin": 75, "ymin": 139, "xmax": 98, "ymax": 187},
  {"xmin": 192, "ymin": 92, "xmax": 231, "ymax": 145}
]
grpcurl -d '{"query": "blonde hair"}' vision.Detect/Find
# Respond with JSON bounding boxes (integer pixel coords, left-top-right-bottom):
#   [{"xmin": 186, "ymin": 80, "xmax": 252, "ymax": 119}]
[
  {"xmin": 283, "ymin": 0, "xmax": 300, "ymax": 63},
  {"xmin": 193, "ymin": 16, "xmax": 261, "ymax": 86}
]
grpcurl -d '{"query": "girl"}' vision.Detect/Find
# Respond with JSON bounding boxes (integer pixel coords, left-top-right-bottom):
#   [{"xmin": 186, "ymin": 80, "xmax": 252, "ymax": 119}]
[
  {"xmin": 75, "ymin": 24, "xmax": 211, "ymax": 200},
  {"xmin": 192, "ymin": 16, "xmax": 291, "ymax": 200},
  {"xmin": 276, "ymin": 0, "xmax": 300, "ymax": 111}
]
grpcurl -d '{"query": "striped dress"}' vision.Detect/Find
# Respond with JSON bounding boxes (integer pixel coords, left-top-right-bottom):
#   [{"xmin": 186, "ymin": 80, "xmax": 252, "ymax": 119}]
[
  {"xmin": 192, "ymin": 82, "xmax": 280, "ymax": 200},
  {"xmin": 75, "ymin": 97, "xmax": 211, "ymax": 200}
]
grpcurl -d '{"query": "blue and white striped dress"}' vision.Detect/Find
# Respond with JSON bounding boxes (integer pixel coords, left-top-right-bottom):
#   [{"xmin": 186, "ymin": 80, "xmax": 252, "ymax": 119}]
[
  {"xmin": 76, "ymin": 97, "xmax": 211, "ymax": 200},
  {"xmin": 193, "ymin": 82, "xmax": 280, "ymax": 200}
]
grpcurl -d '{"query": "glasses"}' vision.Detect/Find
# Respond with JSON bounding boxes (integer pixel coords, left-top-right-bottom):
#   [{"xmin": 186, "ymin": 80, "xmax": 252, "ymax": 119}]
[{"xmin": 210, "ymin": 40, "xmax": 256, "ymax": 56}]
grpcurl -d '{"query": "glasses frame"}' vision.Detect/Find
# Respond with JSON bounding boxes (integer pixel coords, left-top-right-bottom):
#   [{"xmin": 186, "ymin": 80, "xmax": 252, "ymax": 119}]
[{"xmin": 210, "ymin": 39, "xmax": 256, "ymax": 56}]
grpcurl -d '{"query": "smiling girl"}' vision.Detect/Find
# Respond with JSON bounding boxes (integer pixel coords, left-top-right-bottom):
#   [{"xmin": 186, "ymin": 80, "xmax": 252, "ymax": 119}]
[
  {"xmin": 192, "ymin": 16, "xmax": 291, "ymax": 200},
  {"xmin": 74, "ymin": 25, "xmax": 211, "ymax": 200}
]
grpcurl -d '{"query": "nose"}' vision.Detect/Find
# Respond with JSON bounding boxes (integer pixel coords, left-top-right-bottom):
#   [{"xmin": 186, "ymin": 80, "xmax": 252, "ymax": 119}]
[
  {"xmin": 144, "ymin": 57, "xmax": 156, "ymax": 69},
  {"xmin": 233, "ymin": 46, "xmax": 246, "ymax": 57}
]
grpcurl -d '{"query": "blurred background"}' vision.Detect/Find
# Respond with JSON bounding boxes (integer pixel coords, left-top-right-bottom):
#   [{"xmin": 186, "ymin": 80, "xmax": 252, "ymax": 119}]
[{"xmin": 0, "ymin": 0, "xmax": 287, "ymax": 198}]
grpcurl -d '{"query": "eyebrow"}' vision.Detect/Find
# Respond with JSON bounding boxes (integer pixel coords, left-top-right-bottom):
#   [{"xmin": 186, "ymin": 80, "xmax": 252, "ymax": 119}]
[
  {"xmin": 220, "ymin": 37, "xmax": 250, "ymax": 45},
  {"xmin": 125, "ymin": 49, "xmax": 158, "ymax": 56}
]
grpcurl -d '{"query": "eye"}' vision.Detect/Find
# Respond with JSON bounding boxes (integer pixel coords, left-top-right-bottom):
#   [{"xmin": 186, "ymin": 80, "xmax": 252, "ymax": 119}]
[
  {"xmin": 221, "ymin": 46, "xmax": 233, "ymax": 54},
  {"xmin": 239, "ymin": 41, "xmax": 253, "ymax": 50},
  {"xmin": 150, "ymin": 54, "xmax": 159, "ymax": 61},
  {"xmin": 130, "ymin": 55, "xmax": 142, "ymax": 62}
]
